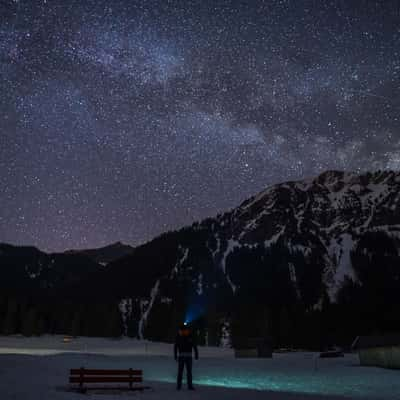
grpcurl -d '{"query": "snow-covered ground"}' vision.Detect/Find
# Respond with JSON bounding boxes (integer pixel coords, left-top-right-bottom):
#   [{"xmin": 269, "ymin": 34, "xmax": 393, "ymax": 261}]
[{"xmin": 1, "ymin": 336, "xmax": 399, "ymax": 400}]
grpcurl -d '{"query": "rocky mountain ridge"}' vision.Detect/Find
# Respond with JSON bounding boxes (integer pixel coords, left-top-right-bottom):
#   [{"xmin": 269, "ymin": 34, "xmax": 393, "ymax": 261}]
[{"xmin": 104, "ymin": 170, "xmax": 400, "ymax": 345}]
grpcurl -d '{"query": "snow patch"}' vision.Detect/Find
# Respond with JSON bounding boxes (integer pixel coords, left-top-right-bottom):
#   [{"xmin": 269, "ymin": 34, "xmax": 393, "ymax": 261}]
[
  {"xmin": 220, "ymin": 239, "xmax": 241, "ymax": 293},
  {"xmin": 119, "ymin": 298, "xmax": 133, "ymax": 336},
  {"xmin": 220, "ymin": 320, "xmax": 232, "ymax": 348},
  {"xmin": 240, "ymin": 187, "xmax": 274, "ymax": 211},
  {"xmin": 196, "ymin": 273, "xmax": 203, "ymax": 295},
  {"xmin": 288, "ymin": 263, "xmax": 301, "ymax": 299},
  {"xmin": 170, "ymin": 246, "xmax": 189, "ymax": 278},
  {"xmin": 138, "ymin": 280, "xmax": 160, "ymax": 339},
  {"xmin": 226, "ymin": 274, "xmax": 237, "ymax": 294},
  {"xmin": 264, "ymin": 226, "xmax": 285, "ymax": 248},
  {"xmin": 220, "ymin": 239, "xmax": 240, "ymax": 274},
  {"xmin": 25, "ymin": 264, "xmax": 42, "ymax": 279},
  {"xmin": 326, "ymin": 234, "xmax": 357, "ymax": 301},
  {"xmin": 313, "ymin": 297, "xmax": 324, "ymax": 311},
  {"xmin": 160, "ymin": 297, "xmax": 172, "ymax": 304},
  {"xmin": 289, "ymin": 243, "xmax": 312, "ymax": 257}
]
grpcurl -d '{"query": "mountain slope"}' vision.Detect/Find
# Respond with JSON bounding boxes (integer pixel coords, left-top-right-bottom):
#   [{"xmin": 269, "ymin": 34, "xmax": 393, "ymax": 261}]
[
  {"xmin": 0, "ymin": 243, "xmax": 101, "ymax": 293},
  {"xmin": 0, "ymin": 244, "xmax": 122, "ymax": 336},
  {"xmin": 106, "ymin": 170, "xmax": 400, "ymax": 345}
]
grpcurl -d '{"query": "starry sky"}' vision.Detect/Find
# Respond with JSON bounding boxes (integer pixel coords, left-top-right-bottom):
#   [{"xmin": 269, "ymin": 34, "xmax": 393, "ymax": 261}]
[{"xmin": 1, "ymin": 0, "xmax": 400, "ymax": 252}]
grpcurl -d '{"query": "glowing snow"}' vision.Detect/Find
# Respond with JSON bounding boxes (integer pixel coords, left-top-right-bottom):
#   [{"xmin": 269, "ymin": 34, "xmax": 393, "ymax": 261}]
[{"xmin": 1, "ymin": 336, "xmax": 400, "ymax": 399}]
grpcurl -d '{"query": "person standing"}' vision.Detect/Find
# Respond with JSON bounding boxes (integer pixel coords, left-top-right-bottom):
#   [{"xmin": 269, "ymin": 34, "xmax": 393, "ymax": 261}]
[{"xmin": 174, "ymin": 323, "xmax": 199, "ymax": 390}]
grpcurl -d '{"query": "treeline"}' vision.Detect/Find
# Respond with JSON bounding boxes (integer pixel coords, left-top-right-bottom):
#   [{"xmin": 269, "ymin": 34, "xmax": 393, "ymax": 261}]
[
  {"xmin": 135, "ymin": 231, "xmax": 400, "ymax": 350},
  {"xmin": 1, "ymin": 231, "xmax": 399, "ymax": 348},
  {"xmin": 0, "ymin": 296, "xmax": 123, "ymax": 337}
]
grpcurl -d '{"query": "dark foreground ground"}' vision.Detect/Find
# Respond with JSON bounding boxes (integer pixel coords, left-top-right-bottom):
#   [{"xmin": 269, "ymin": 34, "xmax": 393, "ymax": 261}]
[{"xmin": 0, "ymin": 336, "xmax": 399, "ymax": 400}]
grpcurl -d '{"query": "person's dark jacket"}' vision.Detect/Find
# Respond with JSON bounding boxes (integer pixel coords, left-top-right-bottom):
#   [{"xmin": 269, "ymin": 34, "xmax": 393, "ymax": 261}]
[{"xmin": 174, "ymin": 333, "xmax": 199, "ymax": 360}]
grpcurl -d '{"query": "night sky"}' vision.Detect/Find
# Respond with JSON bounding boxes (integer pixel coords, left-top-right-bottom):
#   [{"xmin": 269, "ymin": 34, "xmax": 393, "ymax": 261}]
[{"xmin": 1, "ymin": 1, "xmax": 399, "ymax": 252}]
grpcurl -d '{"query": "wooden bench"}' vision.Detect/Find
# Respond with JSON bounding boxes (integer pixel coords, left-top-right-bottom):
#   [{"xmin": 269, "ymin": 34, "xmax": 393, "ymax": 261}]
[{"xmin": 69, "ymin": 368, "xmax": 148, "ymax": 393}]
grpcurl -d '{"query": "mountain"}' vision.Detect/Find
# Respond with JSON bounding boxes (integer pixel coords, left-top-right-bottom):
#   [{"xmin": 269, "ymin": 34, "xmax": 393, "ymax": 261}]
[
  {"xmin": 64, "ymin": 242, "xmax": 134, "ymax": 265},
  {"xmin": 104, "ymin": 170, "xmax": 400, "ymax": 346},
  {"xmin": 1, "ymin": 170, "xmax": 400, "ymax": 347},
  {"xmin": 0, "ymin": 243, "xmax": 122, "ymax": 337},
  {"xmin": 0, "ymin": 243, "xmax": 100, "ymax": 293}
]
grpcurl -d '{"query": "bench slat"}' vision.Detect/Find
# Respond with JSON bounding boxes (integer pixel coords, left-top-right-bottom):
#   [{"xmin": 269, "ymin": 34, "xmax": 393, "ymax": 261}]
[
  {"xmin": 75, "ymin": 386, "xmax": 148, "ymax": 392},
  {"xmin": 70, "ymin": 377, "xmax": 143, "ymax": 384},
  {"xmin": 70, "ymin": 369, "xmax": 142, "ymax": 376}
]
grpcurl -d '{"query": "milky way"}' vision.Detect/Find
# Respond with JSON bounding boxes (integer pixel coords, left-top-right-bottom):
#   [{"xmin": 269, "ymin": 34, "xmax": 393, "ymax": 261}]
[{"xmin": 1, "ymin": 0, "xmax": 400, "ymax": 251}]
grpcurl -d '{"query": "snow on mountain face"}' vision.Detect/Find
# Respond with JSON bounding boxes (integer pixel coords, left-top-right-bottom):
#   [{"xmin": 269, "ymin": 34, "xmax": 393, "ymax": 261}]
[
  {"xmin": 109, "ymin": 170, "xmax": 400, "ymax": 343},
  {"xmin": 138, "ymin": 280, "xmax": 160, "ymax": 339},
  {"xmin": 216, "ymin": 170, "xmax": 400, "ymax": 301}
]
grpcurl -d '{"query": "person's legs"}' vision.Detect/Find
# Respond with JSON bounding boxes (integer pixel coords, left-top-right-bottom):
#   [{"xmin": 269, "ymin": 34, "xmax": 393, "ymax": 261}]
[
  {"xmin": 186, "ymin": 357, "xmax": 194, "ymax": 389},
  {"xmin": 177, "ymin": 358, "xmax": 184, "ymax": 389}
]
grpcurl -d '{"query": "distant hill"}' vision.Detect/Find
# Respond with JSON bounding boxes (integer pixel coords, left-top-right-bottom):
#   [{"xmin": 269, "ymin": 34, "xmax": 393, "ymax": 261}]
[
  {"xmin": 0, "ymin": 243, "xmax": 100, "ymax": 293},
  {"xmin": 0, "ymin": 243, "xmax": 121, "ymax": 337},
  {"xmin": 64, "ymin": 242, "xmax": 134, "ymax": 265}
]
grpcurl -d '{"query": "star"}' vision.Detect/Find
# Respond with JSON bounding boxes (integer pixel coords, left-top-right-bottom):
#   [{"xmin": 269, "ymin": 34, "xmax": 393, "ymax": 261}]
[{"xmin": 0, "ymin": 1, "xmax": 399, "ymax": 251}]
